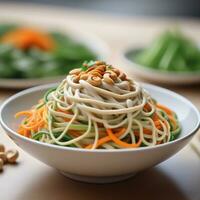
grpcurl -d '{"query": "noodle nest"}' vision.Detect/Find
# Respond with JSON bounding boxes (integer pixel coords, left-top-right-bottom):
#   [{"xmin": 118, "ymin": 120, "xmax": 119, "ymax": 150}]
[{"xmin": 16, "ymin": 61, "xmax": 181, "ymax": 149}]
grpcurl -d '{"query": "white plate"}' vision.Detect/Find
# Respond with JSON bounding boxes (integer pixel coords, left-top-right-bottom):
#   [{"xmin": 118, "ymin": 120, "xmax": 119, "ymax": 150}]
[
  {"xmin": 121, "ymin": 47, "xmax": 200, "ymax": 85},
  {"xmin": 0, "ymin": 83, "xmax": 199, "ymax": 183},
  {"xmin": 0, "ymin": 17, "xmax": 110, "ymax": 89}
]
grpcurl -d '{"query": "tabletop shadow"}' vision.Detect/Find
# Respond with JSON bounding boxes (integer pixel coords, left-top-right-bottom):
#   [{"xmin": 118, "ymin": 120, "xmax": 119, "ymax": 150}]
[{"xmin": 16, "ymin": 167, "xmax": 189, "ymax": 200}]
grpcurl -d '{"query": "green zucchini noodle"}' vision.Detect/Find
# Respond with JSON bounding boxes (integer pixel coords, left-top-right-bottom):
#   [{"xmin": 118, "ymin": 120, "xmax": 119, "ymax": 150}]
[{"xmin": 16, "ymin": 61, "xmax": 181, "ymax": 149}]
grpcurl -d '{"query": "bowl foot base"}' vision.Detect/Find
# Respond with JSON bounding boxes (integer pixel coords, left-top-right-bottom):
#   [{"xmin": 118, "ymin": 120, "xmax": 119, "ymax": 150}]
[{"xmin": 60, "ymin": 171, "xmax": 136, "ymax": 184}]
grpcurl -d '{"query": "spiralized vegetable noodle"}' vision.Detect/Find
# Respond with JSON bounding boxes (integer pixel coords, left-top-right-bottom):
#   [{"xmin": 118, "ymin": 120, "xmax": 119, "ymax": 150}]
[{"xmin": 15, "ymin": 61, "xmax": 181, "ymax": 149}]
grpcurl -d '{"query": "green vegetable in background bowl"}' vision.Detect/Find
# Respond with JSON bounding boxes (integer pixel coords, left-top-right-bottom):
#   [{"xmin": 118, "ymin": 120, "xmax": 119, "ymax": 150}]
[
  {"xmin": 132, "ymin": 29, "xmax": 200, "ymax": 72},
  {"xmin": 0, "ymin": 24, "xmax": 97, "ymax": 79}
]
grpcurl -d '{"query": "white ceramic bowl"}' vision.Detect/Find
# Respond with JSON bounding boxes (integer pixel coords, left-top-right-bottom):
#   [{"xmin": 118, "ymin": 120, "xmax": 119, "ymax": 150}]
[
  {"xmin": 0, "ymin": 83, "xmax": 199, "ymax": 183},
  {"xmin": 121, "ymin": 47, "xmax": 200, "ymax": 85}
]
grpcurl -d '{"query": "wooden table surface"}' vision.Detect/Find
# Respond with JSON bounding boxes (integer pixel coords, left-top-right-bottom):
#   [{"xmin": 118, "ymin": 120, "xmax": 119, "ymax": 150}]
[{"xmin": 0, "ymin": 3, "xmax": 200, "ymax": 200}]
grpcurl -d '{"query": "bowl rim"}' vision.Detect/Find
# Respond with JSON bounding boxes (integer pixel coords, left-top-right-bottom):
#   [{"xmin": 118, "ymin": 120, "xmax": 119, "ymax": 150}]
[
  {"xmin": 0, "ymin": 82, "xmax": 200, "ymax": 153},
  {"xmin": 121, "ymin": 45, "xmax": 200, "ymax": 76}
]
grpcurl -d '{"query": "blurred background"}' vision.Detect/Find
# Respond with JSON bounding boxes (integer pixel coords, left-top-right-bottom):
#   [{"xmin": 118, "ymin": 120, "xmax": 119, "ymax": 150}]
[
  {"xmin": 1, "ymin": 2, "xmax": 200, "ymax": 200},
  {"xmin": 2, "ymin": 0, "xmax": 200, "ymax": 17},
  {"xmin": 0, "ymin": 0, "xmax": 200, "ymax": 88}
]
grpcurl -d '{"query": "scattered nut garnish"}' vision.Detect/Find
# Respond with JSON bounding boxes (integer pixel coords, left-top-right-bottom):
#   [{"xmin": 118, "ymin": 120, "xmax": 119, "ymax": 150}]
[
  {"xmin": 0, "ymin": 143, "xmax": 5, "ymax": 152},
  {"xmin": 119, "ymin": 71, "xmax": 127, "ymax": 80},
  {"xmin": 106, "ymin": 70, "xmax": 117, "ymax": 81},
  {"xmin": 103, "ymin": 73, "xmax": 114, "ymax": 85},
  {"xmin": 0, "ymin": 144, "xmax": 19, "ymax": 173},
  {"xmin": 72, "ymin": 75, "xmax": 79, "ymax": 83},
  {"xmin": 87, "ymin": 75, "xmax": 102, "ymax": 87},
  {"xmin": 69, "ymin": 68, "xmax": 81, "ymax": 75},
  {"xmin": 96, "ymin": 65, "xmax": 106, "ymax": 72},
  {"xmin": 80, "ymin": 73, "xmax": 89, "ymax": 80},
  {"xmin": 0, "ymin": 152, "xmax": 7, "ymax": 163},
  {"xmin": 112, "ymin": 68, "xmax": 120, "ymax": 76},
  {"xmin": 0, "ymin": 159, "xmax": 3, "ymax": 171},
  {"xmin": 89, "ymin": 71, "xmax": 102, "ymax": 78},
  {"xmin": 86, "ymin": 66, "xmax": 95, "ymax": 73},
  {"xmin": 68, "ymin": 61, "xmax": 132, "ymax": 89},
  {"xmin": 95, "ymin": 61, "xmax": 105, "ymax": 65},
  {"xmin": 6, "ymin": 149, "xmax": 19, "ymax": 164}
]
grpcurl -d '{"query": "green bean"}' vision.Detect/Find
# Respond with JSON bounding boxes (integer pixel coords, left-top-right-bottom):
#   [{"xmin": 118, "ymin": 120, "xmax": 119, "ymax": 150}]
[
  {"xmin": 0, "ymin": 25, "xmax": 97, "ymax": 78},
  {"xmin": 132, "ymin": 29, "xmax": 200, "ymax": 72}
]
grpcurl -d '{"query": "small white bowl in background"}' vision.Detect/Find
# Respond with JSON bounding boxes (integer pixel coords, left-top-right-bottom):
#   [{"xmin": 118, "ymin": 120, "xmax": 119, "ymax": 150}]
[
  {"xmin": 121, "ymin": 47, "xmax": 200, "ymax": 85},
  {"xmin": 0, "ymin": 83, "xmax": 199, "ymax": 183}
]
